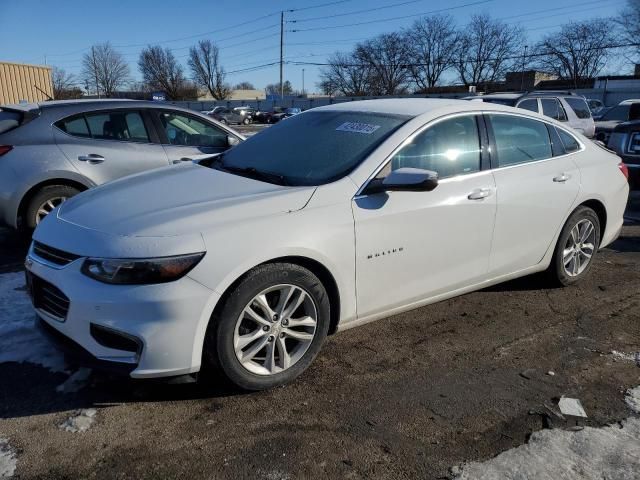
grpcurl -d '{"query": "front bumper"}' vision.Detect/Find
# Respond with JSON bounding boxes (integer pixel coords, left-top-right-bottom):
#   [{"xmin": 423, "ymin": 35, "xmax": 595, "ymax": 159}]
[{"xmin": 25, "ymin": 251, "xmax": 220, "ymax": 378}]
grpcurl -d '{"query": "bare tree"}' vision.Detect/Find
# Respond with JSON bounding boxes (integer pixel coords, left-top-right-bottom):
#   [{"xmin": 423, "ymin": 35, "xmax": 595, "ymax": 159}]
[
  {"xmin": 318, "ymin": 51, "xmax": 373, "ymax": 96},
  {"xmin": 265, "ymin": 80, "xmax": 293, "ymax": 96},
  {"xmin": 354, "ymin": 33, "xmax": 411, "ymax": 95},
  {"xmin": 405, "ymin": 14, "xmax": 460, "ymax": 91},
  {"xmin": 52, "ymin": 67, "xmax": 82, "ymax": 99},
  {"xmin": 81, "ymin": 42, "xmax": 130, "ymax": 97},
  {"xmin": 536, "ymin": 19, "xmax": 616, "ymax": 88},
  {"xmin": 138, "ymin": 46, "xmax": 190, "ymax": 100},
  {"xmin": 188, "ymin": 40, "xmax": 231, "ymax": 100},
  {"xmin": 618, "ymin": 0, "xmax": 640, "ymax": 60},
  {"xmin": 455, "ymin": 14, "xmax": 524, "ymax": 86},
  {"xmin": 234, "ymin": 81, "xmax": 255, "ymax": 90}
]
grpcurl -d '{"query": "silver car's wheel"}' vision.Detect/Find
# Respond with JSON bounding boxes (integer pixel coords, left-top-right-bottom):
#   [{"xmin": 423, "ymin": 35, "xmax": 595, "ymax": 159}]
[
  {"xmin": 233, "ymin": 284, "xmax": 317, "ymax": 376},
  {"xmin": 562, "ymin": 219, "xmax": 596, "ymax": 277},
  {"xmin": 36, "ymin": 196, "xmax": 67, "ymax": 224},
  {"xmin": 549, "ymin": 206, "xmax": 600, "ymax": 286}
]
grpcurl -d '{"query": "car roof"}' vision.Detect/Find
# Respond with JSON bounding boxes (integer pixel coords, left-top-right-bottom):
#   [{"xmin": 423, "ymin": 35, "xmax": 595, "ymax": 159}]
[
  {"xmin": 313, "ymin": 98, "xmax": 518, "ymax": 117},
  {"xmin": 619, "ymin": 99, "xmax": 640, "ymax": 105},
  {"xmin": 464, "ymin": 93, "xmax": 524, "ymax": 101}
]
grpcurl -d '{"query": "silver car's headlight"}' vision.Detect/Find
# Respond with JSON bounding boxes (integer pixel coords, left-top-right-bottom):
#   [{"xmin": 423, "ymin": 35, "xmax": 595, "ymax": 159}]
[{"xmin": 81, "ymin": 253, "xmax": 205, "ymax": 285}]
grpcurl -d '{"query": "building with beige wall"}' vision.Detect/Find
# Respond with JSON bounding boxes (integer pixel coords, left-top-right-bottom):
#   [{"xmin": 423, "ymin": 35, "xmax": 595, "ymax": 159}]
[{"xmin": 0, "ymin": 61, "xmax": 53, "ymax": 105}]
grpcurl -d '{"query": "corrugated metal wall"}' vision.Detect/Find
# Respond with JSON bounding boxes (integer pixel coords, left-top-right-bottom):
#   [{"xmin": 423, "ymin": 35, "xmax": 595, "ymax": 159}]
[{"xmin": 0, "ymin": 62, "xmax": 53, "ymax": 105}]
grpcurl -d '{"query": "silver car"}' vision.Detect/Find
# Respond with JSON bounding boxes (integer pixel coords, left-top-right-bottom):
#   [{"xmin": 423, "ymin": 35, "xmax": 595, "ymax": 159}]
[{"xmin": 0, "ymin": 99, "xmax": 244, "ymax": 229}]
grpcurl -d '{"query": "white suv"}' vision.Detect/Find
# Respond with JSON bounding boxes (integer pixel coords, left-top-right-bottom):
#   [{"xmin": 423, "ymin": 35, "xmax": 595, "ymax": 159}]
[{"xmin": 465, "ymin": 92, "xmax": 595, "ymax": 137}]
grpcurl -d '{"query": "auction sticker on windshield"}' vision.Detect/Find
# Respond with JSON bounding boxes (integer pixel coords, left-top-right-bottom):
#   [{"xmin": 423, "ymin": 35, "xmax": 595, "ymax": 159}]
[{"xmin": 336, "ymin": 122, "xmax": 381, "ymax": 134}]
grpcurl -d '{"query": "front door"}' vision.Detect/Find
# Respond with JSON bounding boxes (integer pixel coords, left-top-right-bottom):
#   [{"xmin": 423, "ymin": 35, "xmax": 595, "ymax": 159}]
[
  {"xmin": 54, "ymin": 109, "xmax": 170, "ymax": 185},
  {"xmin": 353, "ymin": 114, "xmax": 497, "ymax": 318}
]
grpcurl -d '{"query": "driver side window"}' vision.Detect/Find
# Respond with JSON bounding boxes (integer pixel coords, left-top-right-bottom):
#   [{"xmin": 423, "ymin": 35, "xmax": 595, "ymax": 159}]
[
  {"xmin": 159, "ymin": 112, "xmax": 228, "ymax": 147},
  {"xmin": 381, "ymin": 115, "xmax": 481, "ymax": 179}
]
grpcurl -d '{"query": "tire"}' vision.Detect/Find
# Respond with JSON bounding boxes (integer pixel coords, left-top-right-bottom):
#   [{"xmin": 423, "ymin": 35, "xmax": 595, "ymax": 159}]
[
  {"xmin": 220, "ymin": 118, "xmax": 228, "ymax": 125},
  {"xmin": 203, "ymin": 263, "xmax": 330, "ymax": 391},
  {"xmin": 548, "ymin": 206, "xmax": 600, "ymax": 286},
  {"xmin": 25, "ymin": 185, "xmax": 80, "ymax": 229},
  {"xmin": 242, "ymin": 117, "xmax": 250, "ymax": 125}
]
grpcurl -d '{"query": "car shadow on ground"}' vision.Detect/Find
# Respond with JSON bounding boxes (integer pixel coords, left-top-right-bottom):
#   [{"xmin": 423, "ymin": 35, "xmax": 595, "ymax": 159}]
[{"xmin": 0, "ymin": 361, "xmax": 247, "ymax": 420}]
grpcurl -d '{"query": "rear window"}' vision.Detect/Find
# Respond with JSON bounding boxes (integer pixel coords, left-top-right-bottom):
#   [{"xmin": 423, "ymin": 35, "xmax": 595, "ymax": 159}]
[
  {"xmin": 564, "ymin": 98, "xmax": 592, "ymax": 119},
  {"xmin": 0, "ymin": 109, "xmax": 23, "ymax": 135},
  {"xmin": 56, "ymin": 110, "xmax": 150, "ymax": 142},
  {"xmin": 541, "ymin": 99, "xmax": 568, "ymax": 122}
]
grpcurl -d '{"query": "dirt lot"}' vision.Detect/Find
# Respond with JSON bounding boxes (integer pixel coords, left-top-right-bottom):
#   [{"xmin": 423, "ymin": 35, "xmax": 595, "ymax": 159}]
[{"xmin": 0, "ymin": 193, "xmax": 638, "ymax": 479}]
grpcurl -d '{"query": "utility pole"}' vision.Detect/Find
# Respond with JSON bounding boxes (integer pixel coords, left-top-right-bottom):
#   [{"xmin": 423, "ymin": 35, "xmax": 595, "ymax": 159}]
[
  {"xmin": 280, "ymin": 11, "xmax": 284, "ymax": 99},
  {"xmin": 91, "ymin": 46, "xmax": 100, "ymax": 98},
  {"xmin": 520, "ymin": 45, "xmax": 528, "ymax": 91},
  {"xmin": 302, "ymin": 68, "xmax": 305, "ymax": 95}
]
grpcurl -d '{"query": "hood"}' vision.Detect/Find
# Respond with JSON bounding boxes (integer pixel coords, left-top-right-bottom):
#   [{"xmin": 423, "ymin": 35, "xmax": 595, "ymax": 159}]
[{"xmin": 57, "ymin": 164, "xmax": 315, "ymax": 237}]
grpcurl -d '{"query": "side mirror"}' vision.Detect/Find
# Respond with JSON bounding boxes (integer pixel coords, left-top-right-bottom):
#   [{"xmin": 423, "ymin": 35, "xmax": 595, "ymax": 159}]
[
  {"xmin": 227, "ymin": 135, "xmax": 240, "ymax": 147},
  {"xmin": 362, "ymin": 168, "xmax": 439, "ymax": 195}
]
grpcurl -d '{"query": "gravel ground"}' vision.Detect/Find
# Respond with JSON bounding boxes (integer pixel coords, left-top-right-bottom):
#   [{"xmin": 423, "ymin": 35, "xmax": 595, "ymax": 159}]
[{"xmin": 0, "ymin": 192, "xmax": 638, "ymax": 479}]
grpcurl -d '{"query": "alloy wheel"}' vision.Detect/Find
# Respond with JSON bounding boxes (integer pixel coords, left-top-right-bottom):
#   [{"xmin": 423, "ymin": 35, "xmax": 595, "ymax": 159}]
[
  {"xmin": 562, "ymin": 219, "xmax": 596, "ymax": 277},
  {"xmin": 233, "ymin": 284, "xmax": 318, "ymax": 375},
  {"xmin": 36, "ymin": 196, "xmax": 67, "ymax": 224}
]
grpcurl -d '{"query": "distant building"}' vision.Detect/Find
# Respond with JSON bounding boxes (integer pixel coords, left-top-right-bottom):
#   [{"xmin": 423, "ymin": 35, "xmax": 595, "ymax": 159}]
[
  {"xmin": 198, "ymin": 89, "xmax": 266, "ymax": 101},
  {"xmin": 0, "ymin": 61, "xmax": 53, "ymax": 104},
  {"xmin": 504, "ymin": 70, "xmax": 558, "ymax": 91}
]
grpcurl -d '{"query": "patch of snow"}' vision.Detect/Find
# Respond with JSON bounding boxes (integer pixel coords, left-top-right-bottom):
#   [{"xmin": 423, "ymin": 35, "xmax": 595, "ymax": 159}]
[
  {"xmin": 59, "ymin": 409, "xmax": 97, "ymax": 433},
  {"xmin": 0, "ymin": 438, "xmax": 17, "ymax": 479},
  {"xmin": 453, "ymin": 417, "xmax": 640, "ymax": 480},
  {"xmin": 610, "ymin": 350, "xmax": 640, "ymax": 366},
  {"xmin": 0, "ymin": 272, "xmax": 65, "ymax": 371},
  {"xmin": 626, "ymin": 386, "xmax": 640, "ymax": 414}
]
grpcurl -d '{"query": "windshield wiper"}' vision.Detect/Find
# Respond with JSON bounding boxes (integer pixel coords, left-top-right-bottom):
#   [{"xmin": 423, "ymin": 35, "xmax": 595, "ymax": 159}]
[{"xmin": 211, "ymin": 156, "xmax": 290, "ymax": 186}]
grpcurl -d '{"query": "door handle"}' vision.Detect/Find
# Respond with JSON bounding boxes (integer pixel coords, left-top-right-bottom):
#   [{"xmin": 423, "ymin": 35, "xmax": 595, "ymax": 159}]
[
  {"xmin": 468, "ymin": 188, "xmax": 493, "ymax": 200},
  {"xmin": 553, "ymin": 173, "xmax": 570, "ymax": 183},
  {"xmin": 78, "ymin": 154, "xmax": 105, "ymax": 164}
]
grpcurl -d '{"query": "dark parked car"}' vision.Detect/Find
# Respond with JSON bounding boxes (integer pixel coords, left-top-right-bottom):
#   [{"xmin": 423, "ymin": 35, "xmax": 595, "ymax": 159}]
[
  {"xmin": 607, "ymin": 120, "xmax": 640, "ymax": 189},
  {"xmin": 595, "ymin": 101, "xmax": 640, "ymax": 143},
  {"xmin": 0, "ymin": 99, "xmax": 243, "ymax": 229},
  {"xmin": 265, "ymin": 107, "xmax": 302, "ymax": 124}
]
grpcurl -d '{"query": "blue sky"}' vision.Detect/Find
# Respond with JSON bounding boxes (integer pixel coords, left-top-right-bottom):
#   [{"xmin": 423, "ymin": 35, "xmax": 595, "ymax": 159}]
[{"xmin": 0, "ymin": 0, "xmax": 628, "ymax": 92}]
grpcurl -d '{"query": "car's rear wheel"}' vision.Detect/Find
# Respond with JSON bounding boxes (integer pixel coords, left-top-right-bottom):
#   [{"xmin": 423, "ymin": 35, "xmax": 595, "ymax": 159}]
[
  {"xmin": 242, "ymin": 117, "xmax": 250, "ymax": 125},
  {"xmin": 25, "ymin": 185, "xmax": 80, "ymax": 229},
  {"xmin": 549, "ymin": 206, "xmax": 600, "ymax": 286},
  {"xmin": 203, "ymin": 263, "xmax": 330, "ymax": 390}
]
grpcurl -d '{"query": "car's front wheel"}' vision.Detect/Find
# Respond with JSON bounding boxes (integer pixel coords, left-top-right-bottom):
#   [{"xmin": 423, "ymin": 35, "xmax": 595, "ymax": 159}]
[
  {"xmin": 25, "ymin": 185, "xmax": 80, "ymax": 229},
  {"xmin": 549, "ymin": 206, "xmax": 601, "ymax": 286},
  {"xmin": 204, "ymin": 263, "xmax": 330, "ymax": 390}
]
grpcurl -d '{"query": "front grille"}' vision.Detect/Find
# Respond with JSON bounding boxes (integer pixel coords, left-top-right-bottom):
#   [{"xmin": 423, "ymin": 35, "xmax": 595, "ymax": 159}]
[
  {"xmin": 30, "ymin": 274, "xmax": 70, "ymax": 320},
  {"xmin": 32, "ymin": 241, "xmax": 81, "ymax": 267}
]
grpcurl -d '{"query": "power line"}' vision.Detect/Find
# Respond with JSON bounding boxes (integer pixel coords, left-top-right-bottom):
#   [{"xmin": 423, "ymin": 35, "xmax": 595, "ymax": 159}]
[
  {"xmin": 290, "ymin": 0, "xmax": 446, "ymax": 23},
  {"xmin": 289, "ymin": 0, "xmax": 493, "ymax": 32},
  {"xmin": 288, "ymin": 42, "xmax": 640, "ymax": 67}
]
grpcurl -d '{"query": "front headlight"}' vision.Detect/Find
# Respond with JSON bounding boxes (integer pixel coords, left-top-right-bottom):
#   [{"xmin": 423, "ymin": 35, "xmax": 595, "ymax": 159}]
[{"xmin": 81, "ymin": 253, "xmax": 205, "ymax": 285}]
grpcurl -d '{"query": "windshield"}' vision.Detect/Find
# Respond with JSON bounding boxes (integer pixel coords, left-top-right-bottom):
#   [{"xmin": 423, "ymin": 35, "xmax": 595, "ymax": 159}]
[{"xmin": 219, "ymin": 110, "xmax": 409, "ymax": 186}]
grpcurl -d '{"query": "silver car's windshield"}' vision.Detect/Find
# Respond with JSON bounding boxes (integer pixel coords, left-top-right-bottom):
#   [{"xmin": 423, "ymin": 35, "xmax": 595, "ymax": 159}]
[{"xmin": 219, "ymin": 111, "xmax": 409, "ymax": 186}]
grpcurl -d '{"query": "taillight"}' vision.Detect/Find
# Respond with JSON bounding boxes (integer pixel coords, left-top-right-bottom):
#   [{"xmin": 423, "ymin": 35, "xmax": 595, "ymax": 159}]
[
  {"xmin": 618, "ymin": 162, "xmax": 629, "ymax": 180},
  {"xmin": 0, "ymin": 145, "xmax": 12, "ymax": 156}
]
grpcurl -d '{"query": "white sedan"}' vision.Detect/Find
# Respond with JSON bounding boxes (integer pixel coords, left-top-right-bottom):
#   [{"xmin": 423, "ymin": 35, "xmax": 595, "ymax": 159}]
[{"xmin": 26, "ymin": 99, "xmax": 629, "ymax": 390}]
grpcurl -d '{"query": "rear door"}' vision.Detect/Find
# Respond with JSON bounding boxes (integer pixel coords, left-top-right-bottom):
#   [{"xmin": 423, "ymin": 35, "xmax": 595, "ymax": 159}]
[
  {"xmin": 486, "ymin": 113, "xmax": 580, "ymax": 276},
  {"xmin": 151, "ymin": 109, "xmax": 234, "ymax": 163},
  {"xmin": 53, "ymin": 109, "xmax": 170, "ymax": 185}
]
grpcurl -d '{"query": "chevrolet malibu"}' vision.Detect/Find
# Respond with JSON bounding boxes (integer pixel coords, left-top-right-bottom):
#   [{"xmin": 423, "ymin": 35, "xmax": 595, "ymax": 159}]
[{"xmin": 26, "ymin": 99, "xmax": 629, "ymax": 391}]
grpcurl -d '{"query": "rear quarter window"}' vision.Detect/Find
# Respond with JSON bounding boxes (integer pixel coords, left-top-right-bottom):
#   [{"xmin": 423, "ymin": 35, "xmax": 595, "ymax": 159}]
[
  {"xmin": 564, "ymin": 98, "xmax": 592, "ymax": 119},
  {"xmin": 556, "ymin": 128, "xmax": 581, "ymax": 153}
]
